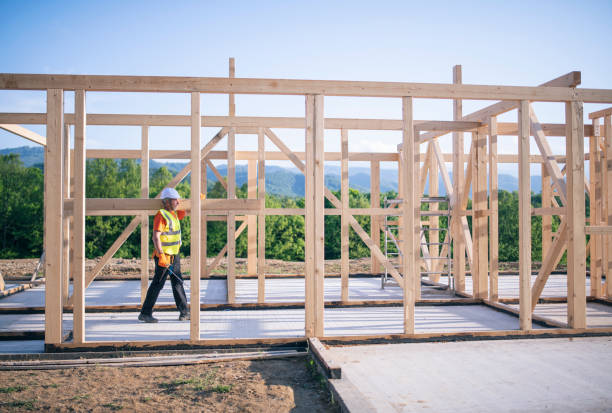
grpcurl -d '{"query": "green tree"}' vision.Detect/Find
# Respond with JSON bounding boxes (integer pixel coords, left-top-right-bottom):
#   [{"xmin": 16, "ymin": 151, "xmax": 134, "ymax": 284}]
[{"xmin": 0, "ymin": 154, "xmax": 43, "ymax": 258}]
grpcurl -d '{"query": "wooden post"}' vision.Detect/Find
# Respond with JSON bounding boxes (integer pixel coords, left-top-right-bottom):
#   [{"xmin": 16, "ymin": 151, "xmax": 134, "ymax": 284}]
[
  {"xmin": 402, "ymin": 96, "xmax": 416, "ymax": 334},
  {"xmin": 452, "ymin": 65, "xmax": 466, "ymax": 292},
  {"xmin": 229, "ymin": 57, "xmax": 235, "ymax": 117},
  {"xmin": 45, "ymin": 89, "xmax": 64, "ymax": 345},
  {"xmin": 73, "ymin": 90, "xmax": 86, "ymax": 344},
  {"xmin": 541, "ymin": 163, "xmax": 552, "ymax": 261},
  {"xmin": 62, "ymin": 124, "xmax": 71, "ymax": 304},
  {"xmin": 370, "ymin": 160, "xmax": 381, "ymax": 274},
  {"xmin": 200, "ymin": 157, "xmax": 207, "ymax": 278},
  {"xmin": 605, "ymin": 115, "xmax": 612, "ymax": 299},
  {"xmin": 257, "ymin": 128, "xmax": 265, "ymax": 303},
  {"xmin": 227, "ymin": 127, "xmax": 236, "ymax": 304},
  {"xmin": 140, "ymin": 126, "xmax": 149, "ymax": 305},
  {"xmin": 518, "ymin": 101, "xmax": 532, "ymax": 330},
  {"xmin": 565, "ymin": 101, "xmax": 586, "ymax": 329},
  {"xmin": 397, "ymin": 148, "xmax": 404, "ymax": 271},
  {"xmin": 313, "ymin": 95, "xmax": 325, "ymax": 336},
  {"xmin": 341, "ymin": 129, "xmax": 349, "ymax": 302},
  {"xmin": 305, "ymin": 95, "xmax": 325, "ymax": 337},
  {"xmin": 429, "ymin": 141, "xmax": 440, "ymax": 283},
  {"xmin": 472, "ymin": 128, "xmax": 488, "ymax": 299},
  {"xmin": 247, "ymin": 160, "xmax": 257, "ymax": 275},
  {"xmin": 589, "ymin": 118, "xmax": 602, "ymax": 298},
  {"xmin": 305, "ymin": 96, "xmax": 315, "ymax": 337},
  {"xmin": 414, "ymin": 131, "xmax": 422, "ymax": 302},
  {"xmin": 190, "ymin": 92, "xmax": 202, "ymax": 340},
  {"xmin": 488, "ymin": 117, "xmax": 499, "ymax": 301}
]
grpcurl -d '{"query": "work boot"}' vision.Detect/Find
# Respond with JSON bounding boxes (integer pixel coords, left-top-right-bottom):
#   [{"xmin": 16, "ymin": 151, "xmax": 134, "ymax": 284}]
[
  {"xmin": 138, "ymin": 313, "xmax": 158, "ymax": 323},
  {"xmin": 178, "ymin": 312, "xmax": 190, "ymax": 321}
]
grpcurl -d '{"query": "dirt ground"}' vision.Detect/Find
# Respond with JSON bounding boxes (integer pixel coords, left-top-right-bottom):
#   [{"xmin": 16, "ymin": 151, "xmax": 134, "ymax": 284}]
[
  {"xmin": 0, "ymin": 358, "xmax": 337, "ymax": 412},
  {"xmin": 0, "ymin": 257, "xmax": 377, "ymax": 281},
  {"xmin": 0, "ymin": 256, "xmax": 553, "ymax": 282}
]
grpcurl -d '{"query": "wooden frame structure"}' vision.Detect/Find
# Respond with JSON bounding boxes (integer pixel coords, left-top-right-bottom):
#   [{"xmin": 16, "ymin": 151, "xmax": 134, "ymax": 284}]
[{"xmin": 1, "ymin": 62, "xmax": 612, "ymax": 350}]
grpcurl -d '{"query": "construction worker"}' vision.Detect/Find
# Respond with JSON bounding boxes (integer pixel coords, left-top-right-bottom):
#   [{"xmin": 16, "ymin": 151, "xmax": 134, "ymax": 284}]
[{"xmin": 138, "ymin": 187, "xmax": 190, "ymax": 323}]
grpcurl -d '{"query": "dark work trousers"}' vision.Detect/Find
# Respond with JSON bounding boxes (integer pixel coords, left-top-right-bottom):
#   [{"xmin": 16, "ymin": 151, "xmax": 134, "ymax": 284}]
[{"xmin": 140, "ymin": 254, "xmax": 188, "ymax": 316}]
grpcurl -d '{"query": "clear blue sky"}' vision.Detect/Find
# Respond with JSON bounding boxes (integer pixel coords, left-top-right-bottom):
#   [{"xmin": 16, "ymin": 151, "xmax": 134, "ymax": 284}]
[{"xmin": 1, "ymin": 0, "xmax": 611, "ymax": 174}]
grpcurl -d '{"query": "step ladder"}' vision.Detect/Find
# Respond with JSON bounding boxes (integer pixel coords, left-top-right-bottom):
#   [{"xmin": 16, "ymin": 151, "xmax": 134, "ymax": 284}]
[
  {"xmin": 382, "ymin": 198, "xmax": 402, "ymax": 289},
  {"xmin": 420, "ymin": 196, "xmax": 453, "ymax": 290},
  {"xmin": 381, "ymin": 196, "xmax": 453, "ymax": 290}
]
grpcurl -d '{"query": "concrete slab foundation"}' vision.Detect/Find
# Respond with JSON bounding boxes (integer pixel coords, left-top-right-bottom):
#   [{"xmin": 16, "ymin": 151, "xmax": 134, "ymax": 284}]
[{"xmin": 326, "ymin": 337, "xmax": 612, "ymax": 412}]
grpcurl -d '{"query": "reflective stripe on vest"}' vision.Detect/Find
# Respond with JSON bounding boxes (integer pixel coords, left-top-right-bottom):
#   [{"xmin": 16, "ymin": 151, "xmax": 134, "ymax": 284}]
[{"xmin": 159, "ymin": 209, "xmax": 181, "ymax": 255}]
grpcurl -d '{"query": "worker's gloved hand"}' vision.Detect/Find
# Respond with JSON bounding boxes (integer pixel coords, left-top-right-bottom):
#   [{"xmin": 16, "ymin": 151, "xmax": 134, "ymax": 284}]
[{"xmin": 158, "ymin": 253, "xmax": 170, "ymax": 268}]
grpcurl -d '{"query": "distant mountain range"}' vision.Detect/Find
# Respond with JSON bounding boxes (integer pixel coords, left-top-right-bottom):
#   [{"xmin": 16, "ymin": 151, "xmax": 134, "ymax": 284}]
[{"xmin": 1, "ymin": 146, "xmax": 543, "ymax": 197}]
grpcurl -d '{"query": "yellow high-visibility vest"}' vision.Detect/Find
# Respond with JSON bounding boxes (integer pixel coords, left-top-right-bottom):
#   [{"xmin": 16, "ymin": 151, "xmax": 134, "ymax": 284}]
[{"xmin": 159, "ymin": 209, "xmax": 181, "ymax": 255}]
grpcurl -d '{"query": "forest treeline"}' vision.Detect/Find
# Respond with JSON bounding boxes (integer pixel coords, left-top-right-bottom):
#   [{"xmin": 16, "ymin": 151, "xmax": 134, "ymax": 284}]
[{"xmin": 0, "ymin": 154, "xmax": 563, "ymax": 262}]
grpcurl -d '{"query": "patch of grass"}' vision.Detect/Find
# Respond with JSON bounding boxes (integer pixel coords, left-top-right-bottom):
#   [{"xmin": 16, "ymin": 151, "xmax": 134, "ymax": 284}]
[
  {"xmin": 306, "ymin": 357, "xmax": 327, "ymax": 389},
  {"xmin": 102, "ymin": 402, "xmax": 123, "ymax": 410},
  {"xmin": 162, "ymin": 370, "xmax": 221, "ymax": 393},
  {"xmin": 41, "ymin": 383, "xmax": 58, "ymax": 389},
  {"xmin": 4, "ymin": 399, "xmax": 36, "ymax": 410},
  {"xmin": 70, "ymin": 394, "xmax": 90, "ymax": 401},
  {"xmin": 0, "ymin": 385, "xmax": 26, "ymax": 393},
  {"xmin": 141, "ymin": 396, "xmax": 152, "ymax": 402},
  {"xmin": 211, "ymin": 384, "xmax": 232, "ymax": 393}
]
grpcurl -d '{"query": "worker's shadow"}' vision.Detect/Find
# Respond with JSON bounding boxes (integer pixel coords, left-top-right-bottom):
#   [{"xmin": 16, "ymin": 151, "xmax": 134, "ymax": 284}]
[{"xmin": 247, "ymin": 356, "xmax": 338, "ymax": 412}]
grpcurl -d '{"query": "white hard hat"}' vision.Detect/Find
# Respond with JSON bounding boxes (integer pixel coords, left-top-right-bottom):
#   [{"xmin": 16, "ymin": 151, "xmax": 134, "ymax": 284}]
[{"xmin": 161, "ymin": 188, "xmax": 180, "ymax": 200}]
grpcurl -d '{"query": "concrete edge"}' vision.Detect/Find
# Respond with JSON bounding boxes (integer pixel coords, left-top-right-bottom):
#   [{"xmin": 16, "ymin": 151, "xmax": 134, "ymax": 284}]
[{"xmin": 328, "ymin": 376, "xmax": 378, "ymax": 413}]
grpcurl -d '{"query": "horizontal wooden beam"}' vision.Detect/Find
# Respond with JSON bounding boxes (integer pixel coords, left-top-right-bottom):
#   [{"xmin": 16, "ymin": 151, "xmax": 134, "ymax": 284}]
[
  {"xmin": 585, "ymin": 225, "xmax": 612, "ymax": 234},
  {"xmin": 76, "ymin": 148, "xmax": 579, "ymax": 165},
  {"xmin": 419, "ymin": 71, "xmax": 583, "ymax": 142},
  {"xmin": 63, "ymin": 198, "xmax": 262, "ymax": 215},
  {"xmin": 1, "ymin": 73, "xmax": 610, "ymax": 101},
  {"xmin": 588, "ymin": 107, "xmax": 612, "ymax": 119},
  {"xmin": 532, "ymin": 207, "xmax": 566, "ymax": 216},
  {"xmin": 0, "ymin": 112, "xmax": 602, "ymax": 137}
]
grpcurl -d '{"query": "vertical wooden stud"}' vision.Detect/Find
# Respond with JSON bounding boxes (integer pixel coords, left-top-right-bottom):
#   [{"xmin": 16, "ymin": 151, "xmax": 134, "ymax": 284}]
[
  {"xmin": 565, "ymin": 101, "xmax": 586, "ymax": 328},
  {"xmin": 305, "ymin": 95, "xmax": 325, "ymax": 337},
  {"xmin": 305, "ymin": 95, "xmax": 316, "ymax": 337},
  {"xmin": 541, "ymin": 163, "xmax": 552, "ymax": 261},
  {"xmin": 62, "ymin": 123, "xmax": 71, "ymax": 304},
  {"xmin": 140, "ymin": 126, "xmax": 149, "ymax": 305},
  {"xmin": 229, "ymin": 57, "xmax": 235, "ymax": 117},
  {"xmin": 429, "ymin": 143, "xmax": 440, "ymax": 283},
  {"xmin": 73, "ymin": 90, "xmax": 86, "ymax": 344},
  {"xmin": 604, "ymin": 115, "xmax": 612, "ymax": 298},
  {"xmin": 227, "ymin": 127, "xmax": 236, "ymax": 304},
  {"xmin": 472, "ymin": 127, "xmax": 488, "ymax": 299},
  {"xmin": 313, "ymin": 95, "xmax": 325, "ymax": 336},
  {"xmin": 257, "ymin": 128, "xmax": 265, "ymax": 303},
  {"xmin": 402, "ymin": 96, "xmax": 416, "ymax": 334},
  {"xmin": 370, "ymin": 160, "xmax": 381, "ymax": 274},
  {"xmin": 452, "ymin": 65, "xmax": 466, "ymax": 292},
  {"xmin": 341, "ymin": 129, "xmax": 349, "ymax": 302},
  {"xmin": 518, "ymin": 101, "xmax": 532, "ymax": 330},
  {"xmin": 247, "ymin": 160, "xmax": 257, "ymax": 275},
  {"xmin": 414, "ymin": 125, "xmax": 422, "ymax": 301},
  {"xmin": 488, "ymin": 117, "xmax": 499, "ymax": 301},
  {"xmin": 200, "ymin": 157, "xmax": 207, "ymax": 278},
  {"xmin": 589, "ymin": 118, "xmax": 602, "ymax": 297},
  {"xmin": 397, "ymin": 149, "xmax": 404, "ymax": 271},
  {"xmin": 190, "ymin": 92, "xmax": 202, "ymax": 340},
  {"xmin": 45, "ymin": 89, "xmax": 64, "ymax": 345}
]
